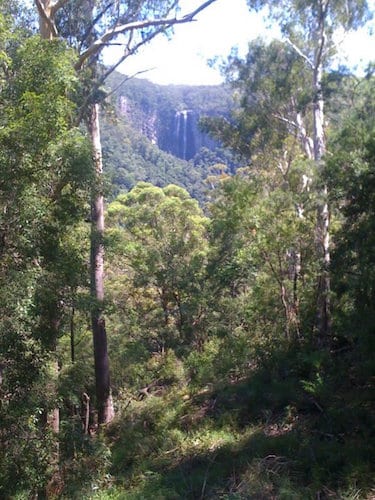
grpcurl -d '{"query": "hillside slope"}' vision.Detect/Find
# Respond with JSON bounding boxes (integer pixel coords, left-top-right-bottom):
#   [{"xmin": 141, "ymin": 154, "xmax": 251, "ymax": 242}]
[{"xmin": 101, "ymin": 73, "xmax": 236, "ymax": 200}]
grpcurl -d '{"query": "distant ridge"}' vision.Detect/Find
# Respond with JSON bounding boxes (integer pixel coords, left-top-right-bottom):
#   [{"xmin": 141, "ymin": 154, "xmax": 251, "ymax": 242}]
[{"xmin": 101, "ymin": 72, "xmax": 237, "ymax": 202}]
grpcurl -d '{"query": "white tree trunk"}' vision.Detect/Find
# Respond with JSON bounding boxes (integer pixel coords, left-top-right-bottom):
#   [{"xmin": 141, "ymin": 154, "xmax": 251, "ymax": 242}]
[
  {"xmin": 313, "ymin": 23, "xmax": 331, "ymax": 339},
  {"xmin": 88, "ymin": 103, "xmax": 114, "ymax": 425}
]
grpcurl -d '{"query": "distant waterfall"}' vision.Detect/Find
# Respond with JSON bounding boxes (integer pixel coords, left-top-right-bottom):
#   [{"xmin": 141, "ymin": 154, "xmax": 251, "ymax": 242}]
[
  {"xmin": 175, "ymin": 111, "xmax": 181, "ymax": 154},
  {"xmin": 174, "ymin": 109, "xmax": 195, "ymax": 160},
  {"xmin": 182, "ymin": 110, "xmax": 188, "ymax": 160}
]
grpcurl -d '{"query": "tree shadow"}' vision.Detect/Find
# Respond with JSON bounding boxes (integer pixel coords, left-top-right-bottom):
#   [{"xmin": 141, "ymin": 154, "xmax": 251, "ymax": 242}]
[{"xmin": 109, "ymin": 341, "xmax": 375, "ymax": 498}]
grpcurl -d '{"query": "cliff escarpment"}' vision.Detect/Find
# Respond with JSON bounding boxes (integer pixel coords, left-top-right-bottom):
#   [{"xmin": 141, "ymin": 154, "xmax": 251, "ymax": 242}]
[{"xmin": 107, "ymin": 73, "xmax": 233, "ymax": 161}]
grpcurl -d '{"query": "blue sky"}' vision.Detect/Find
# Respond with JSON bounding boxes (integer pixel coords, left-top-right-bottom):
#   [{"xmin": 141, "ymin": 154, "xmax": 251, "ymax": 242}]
[{"xmin": 104, "ymin": 0, "xmax": 375, "ymax": 85}]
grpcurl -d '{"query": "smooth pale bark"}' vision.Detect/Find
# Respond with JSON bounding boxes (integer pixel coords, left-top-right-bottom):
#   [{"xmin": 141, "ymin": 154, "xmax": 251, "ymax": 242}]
[
  {"xmin": 34, "ymin": 0, "xmax": 61, "ymax": 39},
  {"xmin": 87, "ymin": 103, "xmax": 114, "ymax": 425},
  {"xmin": 34, "ymin": 0, "xmax": 115, "ymax": 426},
  {"xmin": 33, "ymin": 0, "xmax": 217, "ymax": 425},
  {"xmin": 284, "ymin": 4, "xmax": 331, "ymax": 339},
  {"xmin": 290, "ymin": 38, "xmax": 330, "ymax": 339},
  {"xmin": 247, "ymin": 0, "xmax": 364, "ymax": 340},
  {"xmin": 313, "ymin": 17, "xmax": 331, "ymax": 339}
]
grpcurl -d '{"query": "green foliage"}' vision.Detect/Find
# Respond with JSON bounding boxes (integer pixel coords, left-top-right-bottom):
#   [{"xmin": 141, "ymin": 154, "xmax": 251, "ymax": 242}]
[
  {"xmin": 207, "ymin": 164, "xmax": 316, "ymax": 344},
  {"xmin": 202, "ymin": 38, "xmax": 311, "ymax": 158},
  {"xmin": 99, "ymin": 94, "xmax": 373, "ymax": 497},
  {"xmin": 60, "ymin": 429, "xmax": 113, "ymax": 499},
  {"xmin": 101, "ymin": 73, "xmax": 236, "ymax": 202},
  {"xmin": 101, "ymin": 115, "xmax": 208, "ymax": 201},
  {"xmin": 248, "ymin": 0, "xmax": 372, "ymax": 37},
  {"xmin": 106, "ymin": 72, "xmax": 233, "ymax": 132},
  {"xmin": 0, "ymin": 276, "xmax": 53, "ymax": 495},
  {"xmin": 0, "ymin": 18, "xmax": 94, "ymax": 496},
  {"xmin": 106, "ymin": 182, "xmax": 209, "ymax": 362},
  {"xmin": 99, "ymin": 331, "xmax": 374, "ymax": 498},
  {"xmin": 0, "ymin": 3, "xmax": 374, "ymax": 499},
  {"xmin": 327, "ymin": 73, "xmax": 375, "ymax": 343}
]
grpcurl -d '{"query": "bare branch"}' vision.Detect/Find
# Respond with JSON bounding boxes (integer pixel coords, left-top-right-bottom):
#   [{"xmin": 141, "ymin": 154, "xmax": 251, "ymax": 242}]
[
  {"xmin": 285, "ymin": 37, "xmax": 314, "ymax": 69},
  {"xmin": 105, "ymin": 68, "xmax": 155, "ymax": 99},
  {"xmin": 76, "ymin": 26, "xmax": 165, "ymax": 124},
  {"xmin": 180, "ymin": 0, "xmax": 217, "ymax": 21},
  {"xmin": 272, "ymin": 111, "xmax": 314, "ymax": 160},
  {"xmin": 75, "ymin": 0, "xmax": 217, "ymax": 70},
  {"xmin": 272, "ymin": 113, "xmax": 298, "ymax": 129},
  {"xmin": 100, "ymin": 26, "xmax": 165, "ymax": 85},
  {"xmin": 79, "ymin": 2, "xmax": 116, "ymax": 52}
]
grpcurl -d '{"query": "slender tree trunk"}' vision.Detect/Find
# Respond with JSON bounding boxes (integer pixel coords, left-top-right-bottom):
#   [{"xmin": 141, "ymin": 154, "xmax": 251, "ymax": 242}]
[
  {"xmin": 87, "ymin": 103, "xmax": 114, "ymax": 425},
  {"xmin": 313, "ymin": 41, "xmax": 331, "ymax": 340}
]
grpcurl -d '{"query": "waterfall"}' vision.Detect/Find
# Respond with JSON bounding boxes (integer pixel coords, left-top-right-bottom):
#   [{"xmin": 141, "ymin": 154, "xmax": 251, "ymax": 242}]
[
  {"xmin": 175, "ymin": 110, "xmax": 180, "ymax": 155},
  {"xmin": 175, "ymin": 109, "xmax": 195, "ymax": 160},
  {"xmin": 182, "ymin": 110, "xmax": 188, "ymax": 160}
]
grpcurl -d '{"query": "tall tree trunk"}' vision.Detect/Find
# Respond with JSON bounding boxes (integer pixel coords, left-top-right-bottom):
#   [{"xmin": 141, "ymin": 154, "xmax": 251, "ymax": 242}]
[
  {"xmin": 35, "ymin": 0, "xmax": 56, "ymax": 40},
  {"xmin": 87, "ymin": 103, "xmax": 114, "ymax": 425},
  {"xmin": 313, "ymin": 28, "xmax": 331, "ymax": 340},
  {"xmin": 36, "ymin": 0, "xmax": 115, "ymax": 425}
]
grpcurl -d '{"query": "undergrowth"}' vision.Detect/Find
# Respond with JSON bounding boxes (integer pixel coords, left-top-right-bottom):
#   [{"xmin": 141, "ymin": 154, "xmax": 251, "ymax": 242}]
[{"xmin": 63, "ymin": 338, "xmax": 375, "ymax": 500}]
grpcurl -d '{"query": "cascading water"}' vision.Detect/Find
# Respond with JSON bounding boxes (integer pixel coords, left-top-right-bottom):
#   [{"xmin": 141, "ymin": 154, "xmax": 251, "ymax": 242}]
[
  {"xmin": 174, "ymin": 109, "xmax": 195, "ymax": 160},
  {"xmin": 182, "ymin": 110, "xmax": 188, "ymax": 160},
  {"xmin": 175, "ymin": 110, "xmax": 180, "ymax": 155},
  {"xmin": 116, "ymin": 83, "xmax": 228, "ymax": 162}
]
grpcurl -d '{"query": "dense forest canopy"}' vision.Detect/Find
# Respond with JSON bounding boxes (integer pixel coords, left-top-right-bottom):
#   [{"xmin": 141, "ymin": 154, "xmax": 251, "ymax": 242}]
[{"xmin": 0, "ymin": 0, "xmax": 374, "ymax": 498}]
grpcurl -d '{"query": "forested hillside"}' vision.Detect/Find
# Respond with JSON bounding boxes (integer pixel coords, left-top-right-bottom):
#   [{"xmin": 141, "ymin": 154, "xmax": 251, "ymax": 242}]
[
  {"xmin": 101, "ymin": 73, "xmax": 236, "ymax": 201},
  {"xmin": 105, "ymin": 71, "xmax": 233, "ymax": 158},
  {"xmin": 0, "ymin": 1, "xmax": 374, "ymax": 499}
]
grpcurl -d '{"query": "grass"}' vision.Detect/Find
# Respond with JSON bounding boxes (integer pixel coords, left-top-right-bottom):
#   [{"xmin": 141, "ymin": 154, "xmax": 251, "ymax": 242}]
[{"xmin": 61, "ymin": 340, "xmax": 374, "ymax": 499}]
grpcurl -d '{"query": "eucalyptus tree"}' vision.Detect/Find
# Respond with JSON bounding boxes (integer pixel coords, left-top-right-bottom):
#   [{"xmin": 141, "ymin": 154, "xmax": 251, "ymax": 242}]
[
  {"xmin": 107, "ymin": 182, "xmax": 209, "ymax": 358},
  {"xmin": 34, "ymin": 0, "xmax": 218, "ymax": 424},
  {"xmin": 205, "ymin": 0, "xmax": 371, "ymax": 340},
  {"xmin": 207, "ymin": 161, "xmax": 317, "ymax": 347},
  {"xmin": 244, "ymin": 0, "xmax": 372, "ymax": 338},
  {"xmin": 203, "ymin": 39, "xmax": 317, "ymax": 343},
  {"xmin": 0, "ymin": 14, "xmax": 93, "ymax": 492}
]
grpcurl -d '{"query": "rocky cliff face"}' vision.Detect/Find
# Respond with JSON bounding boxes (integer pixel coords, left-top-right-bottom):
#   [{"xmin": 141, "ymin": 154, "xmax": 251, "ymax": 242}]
[
  {"xmin": 172, "ymin": 109, "xmax": 217, "ymax": 160},
  {"xmin": 109, "ymin": 73, "xmax": 232, "ymax": 161}
]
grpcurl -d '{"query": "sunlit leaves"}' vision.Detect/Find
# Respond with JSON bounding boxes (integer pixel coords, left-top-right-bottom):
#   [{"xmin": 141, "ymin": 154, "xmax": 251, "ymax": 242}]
[
  {"xmin": 0, "ymin": 21, "xmax": 93, "ymax": 493},
  {"xmin": 208, "ymin": 161, "xmax": 316, "ymax": 342},
  {"xmin": 107, "ymin": 182, "xmax": 209, "ymax": 349}
]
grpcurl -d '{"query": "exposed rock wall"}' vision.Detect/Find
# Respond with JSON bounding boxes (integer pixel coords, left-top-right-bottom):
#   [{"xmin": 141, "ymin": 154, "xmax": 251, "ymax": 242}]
[{"xmin": 110, "ymin": 74, "xmax": 232, "ymax": 161}]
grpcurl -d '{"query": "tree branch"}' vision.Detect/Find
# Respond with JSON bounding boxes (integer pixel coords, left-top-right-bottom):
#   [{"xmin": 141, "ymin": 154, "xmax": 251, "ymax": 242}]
[
  {"xmin": 34, "ymin": 0, "xmax": 59, "ymax": 37},
  {"xmin": 99, "ymin": 30, "xmax": 161, "ymax": 87},
  {"xmin": 75, "ymin": 0, "xmax": 217, "ymax": 70},
  {"xmin": 105, "ymin": 67, "xmax": 155, "ymax": 98},
  {"xmin": 50, "ymin": 0, "xmax": 70, "ymax": 15},
  {"xmin": 79, "ymin": 2, "xmax": 116, "ymax": 52},
  {"xmin": 76, "ymin": 24, "xmax": 165, "ymax": 123},
  {"xmin": 285, "ymin": 37, "xmax": 314, "ymax": 69},
  {"xmin": 99, "ymin": 26, "xmax": 164, "ymax": 86},
  {"xmin": 272, "ymin": 113, "xmax": 298, "ymax": 129}
]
